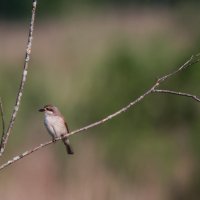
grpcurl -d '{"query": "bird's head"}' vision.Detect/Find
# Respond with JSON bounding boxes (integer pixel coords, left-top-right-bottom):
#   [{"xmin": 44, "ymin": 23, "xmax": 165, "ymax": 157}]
[{"xmin": 39, "ymin": 105, "xmax": 60, "ymax": 116}]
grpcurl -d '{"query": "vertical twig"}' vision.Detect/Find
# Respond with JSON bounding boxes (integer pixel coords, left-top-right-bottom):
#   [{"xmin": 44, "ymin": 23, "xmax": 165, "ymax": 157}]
[
  {"xmin": 0, "ymin": 98, "xmax": 5, "ymax": 136},
  {"xmin": 0, "ymin": 0, "xmax": 37, "ymax": 156}
]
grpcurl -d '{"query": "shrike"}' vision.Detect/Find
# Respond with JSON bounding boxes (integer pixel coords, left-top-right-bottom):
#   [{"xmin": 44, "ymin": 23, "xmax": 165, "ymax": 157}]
[{"xmin": 39, "ymin": 105, "xmax": 74, "ymax": 155}]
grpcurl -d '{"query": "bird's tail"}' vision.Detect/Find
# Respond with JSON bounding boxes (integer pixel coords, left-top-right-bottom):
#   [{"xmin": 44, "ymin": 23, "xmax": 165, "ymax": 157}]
[{"xmin": 62, "ymin": 138, "xmax": 74, "ymax": 155}]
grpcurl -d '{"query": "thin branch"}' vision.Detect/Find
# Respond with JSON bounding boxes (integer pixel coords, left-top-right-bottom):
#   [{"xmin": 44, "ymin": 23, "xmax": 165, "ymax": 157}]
[
  {"xmin": 0, "ymin": 84, "xmax": 157, "ymax": 171},
  {"xmin": 0, "ymin": 0, "xmax": 37, "ymax": 156},
  {"xmin": 0, "ymin": 98, "xmax": 5, "ymax": 135},
  {"xmin": 0, "ymin": 54, "xmax": 199, "ymax": 171},
  {"xmin": 153, "ymin": 89, "xmax": 200, "ymax": 102},
  {"xmin": 157, "ymin": 54, "xmax": 200, "ymax": 84}
]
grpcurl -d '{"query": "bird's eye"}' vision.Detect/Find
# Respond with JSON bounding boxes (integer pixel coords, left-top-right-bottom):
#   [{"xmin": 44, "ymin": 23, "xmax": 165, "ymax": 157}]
[{"xmin": 46, "ymin": 108, "xmax": 53, "ymax": 112}]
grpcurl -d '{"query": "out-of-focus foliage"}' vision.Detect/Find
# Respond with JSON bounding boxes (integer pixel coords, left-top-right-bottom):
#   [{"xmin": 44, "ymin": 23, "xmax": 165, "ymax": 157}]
[
  {"xmin": 0, "ymin": 0, "xmax": 199, "ymax": 19},
  {"xmin": 0, "ymin": 0, "xmax": 67, "ymax": 19},
  {"xmin": 1, "ymin": 6, "xmax": 200, "ymax": 199},
  {"xmin": 75, "ymin": 40, "xmax": 200, "ymax": 176}
]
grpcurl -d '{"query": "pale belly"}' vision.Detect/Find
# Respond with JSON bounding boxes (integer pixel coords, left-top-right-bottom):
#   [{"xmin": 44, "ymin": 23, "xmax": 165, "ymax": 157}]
[{"xmin": 44, "ymin": 115, "xmax": 67, "ymax": 138}]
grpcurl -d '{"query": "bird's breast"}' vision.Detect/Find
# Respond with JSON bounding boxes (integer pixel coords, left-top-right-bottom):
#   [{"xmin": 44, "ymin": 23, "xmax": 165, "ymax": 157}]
[{"xmin": 44, "ymin": 115, "xmax": 67, "ymax": 138}]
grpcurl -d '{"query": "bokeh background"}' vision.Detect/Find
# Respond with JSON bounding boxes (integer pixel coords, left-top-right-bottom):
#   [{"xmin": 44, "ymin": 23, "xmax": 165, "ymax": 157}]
[{"xmin": 1, "ymin": 0, "xmax": 200, "ymax": 199}]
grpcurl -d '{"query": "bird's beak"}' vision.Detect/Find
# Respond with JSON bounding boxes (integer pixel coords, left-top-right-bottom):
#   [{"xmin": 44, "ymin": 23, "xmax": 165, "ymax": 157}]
[{"xmin": 38, "ymin": 108, "xmax": 45, "ymax": 112}]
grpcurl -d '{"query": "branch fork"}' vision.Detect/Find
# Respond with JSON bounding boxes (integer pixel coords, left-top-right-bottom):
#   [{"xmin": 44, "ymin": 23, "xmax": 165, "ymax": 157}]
[
  {"xmin": 0, "ymin": 0, "xmax": 200, "ymax": 172},
  {"xmin": 0, "ymin": 53, "xmax": 200, "ymax": 171}
]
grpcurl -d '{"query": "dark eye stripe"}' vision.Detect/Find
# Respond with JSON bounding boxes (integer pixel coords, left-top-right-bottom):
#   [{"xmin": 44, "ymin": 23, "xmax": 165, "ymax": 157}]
[{"xmin": 46, "ymin": 108, "xmax": 53, "ymax": 111}]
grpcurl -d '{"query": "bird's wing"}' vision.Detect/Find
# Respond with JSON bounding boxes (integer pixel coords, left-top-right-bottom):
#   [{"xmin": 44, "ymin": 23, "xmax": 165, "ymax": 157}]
[{"xmin": 65, "ymin": 121, "xmax": 70, "ymax": 133}]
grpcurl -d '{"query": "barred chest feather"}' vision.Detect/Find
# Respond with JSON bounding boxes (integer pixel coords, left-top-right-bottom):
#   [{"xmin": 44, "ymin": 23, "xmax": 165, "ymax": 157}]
[{"xmin": 44, "ymin": 114, "xmax": 67, "ymax": 138}]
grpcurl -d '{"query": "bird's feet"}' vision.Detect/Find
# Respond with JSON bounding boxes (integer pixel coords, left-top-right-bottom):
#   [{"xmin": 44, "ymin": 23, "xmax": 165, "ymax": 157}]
[
  {"xmin": 60, "ymin": 134, "xmax": 64, "ymax": 139},
  {"xmin": 52, "ymin": 138, "xmax": 56, "ymax": 143}
]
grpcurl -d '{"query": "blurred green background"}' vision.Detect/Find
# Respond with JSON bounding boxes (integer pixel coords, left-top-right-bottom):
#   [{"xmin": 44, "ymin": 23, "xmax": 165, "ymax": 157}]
[{"xmin": 0, "ymin": 0, "xmax": 200, "ymax": 200}]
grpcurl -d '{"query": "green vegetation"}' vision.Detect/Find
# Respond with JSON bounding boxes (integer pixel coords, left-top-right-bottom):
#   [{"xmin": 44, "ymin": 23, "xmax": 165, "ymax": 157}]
[
  {"xmin": 1, "ymin": 7, "xmax": 200, "ymax": 199},
  {"xmin": 1, "ymin": 24, "xmax": 200, "ymax": 173},
  {"xmin": 1, "ymin": 0, "xmax": 199, "ymax": 19}
]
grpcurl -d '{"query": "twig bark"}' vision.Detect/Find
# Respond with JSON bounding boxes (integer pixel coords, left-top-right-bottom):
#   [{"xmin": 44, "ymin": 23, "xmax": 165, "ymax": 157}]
[
  {"xmin": 0, "ymin": 98, "xmax": 5, "ymax": 136},
  {"xmin": 0, "ymin": 54, "xmax": 199, "ymax": 171},
  {"xmin": 153, "ymin": 89, "xmax": 200, "ymax": 102},
  {"xmin": 156, "ymin": 54, "xmax": 200, "ymax": 84},
  {"xmin": 0, "ymin": 0, "xmax": 37, "ymax": 156}
]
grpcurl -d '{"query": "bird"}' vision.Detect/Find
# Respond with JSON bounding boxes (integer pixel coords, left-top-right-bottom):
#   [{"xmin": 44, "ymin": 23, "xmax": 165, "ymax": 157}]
[{"xmin": 38, "ymin": 105, "xmax": 74, "ymax": 155}]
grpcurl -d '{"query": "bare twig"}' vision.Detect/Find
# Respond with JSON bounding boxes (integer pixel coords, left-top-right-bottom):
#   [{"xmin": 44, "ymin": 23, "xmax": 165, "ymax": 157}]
[
  {"xmin": 157, "ymin": 54, "xmax": 200, "ymax": 84},
  {"xmin": 0, "ymin": 85, "xmax": 157, "ymax": 171},
  {"xmin": 0, "ymin": 0, "xmax": 37, "ymax": 156},
  {"xmin": 0, "ymin": 54, "xmax": 199, "ymax": 171},
  {"xmin": 153, "ymin": 89, "xmax": 200, "ymax": 102},
  {"xmin": 0, "ymin": 98, "xmax": 5, "ymax": 135}
]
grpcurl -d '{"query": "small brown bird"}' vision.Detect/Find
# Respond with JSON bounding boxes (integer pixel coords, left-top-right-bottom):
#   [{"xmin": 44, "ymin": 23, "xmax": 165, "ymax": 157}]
[{"xmin": 39, "ymin": 105, "xmax": 74, "ymax": 155}]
